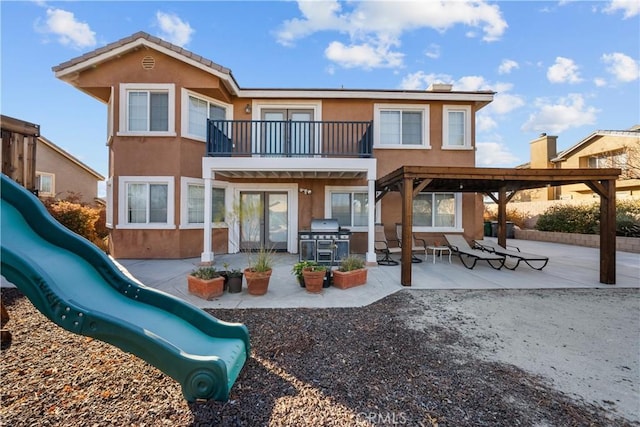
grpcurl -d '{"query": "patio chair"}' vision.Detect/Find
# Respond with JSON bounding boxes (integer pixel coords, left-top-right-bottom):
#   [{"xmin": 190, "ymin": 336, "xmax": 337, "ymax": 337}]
[
  {"xmin": 395, "ymin": 223, "xmax": 427, "ymax": 263},
  {"xmin": 473, "ymin": 239, "xmax": 549, "ymax": 271},
  {"xmin": 375, "ymin": 224, "xmax": 402, "ymax": 266},
  {"xmin": 444, "ymin": 234, "xmax": 505, "ymax": 270}
]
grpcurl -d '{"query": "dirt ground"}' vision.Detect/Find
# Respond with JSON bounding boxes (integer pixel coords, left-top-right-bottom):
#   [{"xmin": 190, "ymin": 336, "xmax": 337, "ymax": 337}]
[
  {"xmin": 404, "ymin": 288, "xmax": 640, "ymax": 424},
  {"xmin": 1, "ymin": 287, "xmax": 638, "ymax": 426}
]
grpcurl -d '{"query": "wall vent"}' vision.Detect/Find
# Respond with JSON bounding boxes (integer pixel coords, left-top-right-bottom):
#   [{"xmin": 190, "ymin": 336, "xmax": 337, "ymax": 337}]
[{"xmin": 141, "ymin": 56, "xmax": 155, "ymax": 70}]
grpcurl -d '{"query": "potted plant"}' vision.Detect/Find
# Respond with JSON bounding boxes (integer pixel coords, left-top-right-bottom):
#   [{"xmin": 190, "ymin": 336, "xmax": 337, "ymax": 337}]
[
  {"xmin": 332, "ymin": 255, "xmax": 367, "ymax": 289},
  {"xmin": 302, "ymin": 264, "xmax": 327, "ymax": 294},
  {"xmin": 187, "ymin": 266, "xmax": 225, "ymax": 300},
  {"xmin": 220, "ymin": 262, "xmax": 231, "ymax": 291},
  {"xmin": 227, "ymin": 268, "xmax": 243, "ymax": 294},
  {"xmin": 292, "ymin": 260, "xmax": 319, "ymax": 287},
  {"xmin": 244, "ymin": 246, "xmax": 274, "ymax": 296}
]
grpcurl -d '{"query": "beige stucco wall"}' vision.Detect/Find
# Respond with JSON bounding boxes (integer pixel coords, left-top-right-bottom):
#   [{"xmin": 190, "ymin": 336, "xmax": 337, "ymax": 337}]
[
  {"xmin": 36, "ymin": 140, "xmax": 100, "ymax": 204},
  {"xmin": 71, "ymin": 45, "xmax": 485, "ymax": 259}
]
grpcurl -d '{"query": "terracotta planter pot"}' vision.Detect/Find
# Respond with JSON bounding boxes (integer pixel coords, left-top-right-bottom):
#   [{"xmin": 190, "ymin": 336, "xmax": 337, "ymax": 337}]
[
  {"xmin": 302, "ymin": 268, "xmax": 326, "ymax": 294},
  {"xmin": 332, "ymin": 268, "xmax": 367, "ymax": 289},
  {"xmin": 187, "ymin": 275, "xmax": 225, "ymax": 300},
  {"xmin": 244, "ymin": 268, "xmax": 272, "ymax": 296}
]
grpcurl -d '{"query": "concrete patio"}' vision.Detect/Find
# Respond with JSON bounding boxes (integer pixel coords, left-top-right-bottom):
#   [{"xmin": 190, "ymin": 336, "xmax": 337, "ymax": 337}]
[{"xmin": 117, "ymin": 238, "xmax": 640, "ymax": 310}]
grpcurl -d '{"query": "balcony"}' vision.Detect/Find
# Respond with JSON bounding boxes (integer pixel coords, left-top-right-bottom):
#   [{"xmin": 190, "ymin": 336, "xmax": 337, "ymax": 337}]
[{"xmin": 206, "ymin": 119, "xmax": 373, "ymax": 158}]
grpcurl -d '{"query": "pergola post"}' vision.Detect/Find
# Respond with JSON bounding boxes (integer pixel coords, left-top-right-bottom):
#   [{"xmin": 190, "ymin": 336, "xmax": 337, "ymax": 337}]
[
  {"xmin": 600, "ymin": 179, "xmax": 617, "ymax": 284},
  {"xmin": 401, "ymin": 177, "xmax": 413, "ymax": 286},
  {"xmin": 497, "ymin": 186, "xmax": 507, "ymax": 248}
]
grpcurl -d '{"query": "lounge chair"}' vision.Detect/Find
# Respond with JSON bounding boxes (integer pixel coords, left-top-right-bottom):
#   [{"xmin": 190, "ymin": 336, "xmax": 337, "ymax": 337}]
[
  {"xmin": 473, "ymin": 239, "xmax": 549, "ymax": 271},
  {"xmin": 395, "ymin": 223, "xmax": 427, "ymax": 263},
  {"xmin": 375, "ymin": 224, "xmax": 402, "ymax": 265},
  {"xmin": 444, "ymin": 234, "xmax": 505, "ymax": 270}
]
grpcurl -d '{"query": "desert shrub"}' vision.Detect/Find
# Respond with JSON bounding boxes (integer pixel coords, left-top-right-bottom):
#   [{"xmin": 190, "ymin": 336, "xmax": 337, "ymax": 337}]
[
  {"xmin": 43, "ymin": 198, "xmax": 107, "ymax": 249},
  {"xmin": 535, "ymin": 200, "xmax": 640, "ymax": 236}
]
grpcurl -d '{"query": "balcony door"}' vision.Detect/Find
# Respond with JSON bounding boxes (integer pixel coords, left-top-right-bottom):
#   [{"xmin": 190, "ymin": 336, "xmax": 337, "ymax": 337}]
[
  {"xmin": 239, "ymin": 192, "xmax": 288, "ymax": 251},
  {"xmin": 261, "ymin": 109, "xmax": 314, "ymax": 156}
]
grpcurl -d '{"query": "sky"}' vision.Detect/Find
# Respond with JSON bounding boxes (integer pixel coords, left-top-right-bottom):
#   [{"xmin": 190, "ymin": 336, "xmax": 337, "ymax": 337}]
[{"xmin": 1, "ymin": 0, "xmax": 639, "ymax": 189}]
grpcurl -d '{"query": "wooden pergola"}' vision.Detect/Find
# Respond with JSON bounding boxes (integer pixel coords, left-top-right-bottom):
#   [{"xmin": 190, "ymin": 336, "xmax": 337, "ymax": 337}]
[{"xmin": 375, "ymin": 166, "xmax": 621, "ymax": 286}]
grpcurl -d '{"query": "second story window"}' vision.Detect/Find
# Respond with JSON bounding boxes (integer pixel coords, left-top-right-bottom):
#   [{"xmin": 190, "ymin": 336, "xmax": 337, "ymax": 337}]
[
  {"xmin": 443, "ymin": 105, "xmax": 471, "ymax": 149},
  {"xmin": 119, "ymin": 84, "xmax": 175, "ymax": 136},
  {"xmin": 374, "ymin": 104, "xmax": 430, "ymax": 148},
  {"xmin": 185, "ymin": 91, "xmax": 228, "ymax": 141}
]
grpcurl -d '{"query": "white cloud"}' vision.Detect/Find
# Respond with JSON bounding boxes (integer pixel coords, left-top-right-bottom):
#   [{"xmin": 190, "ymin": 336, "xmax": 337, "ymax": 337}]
[
  {"xmin": 547, "ymin": 57, "xmax": 583, "ymax": 84},
  {"xmin": 476, "ymin": 141, "xmax": 519, "ymax": 166},
  {"xmin": 424, "ymin": 43, "xmax": 440, "ymax": 59},
  {"xmin": 521, "ymin": 94, "xmax": 599, "ymax": 134},
  {"xmin": 43, "ymin": 8, "xmax": 96, "ymax": 49},
  {"xmin": 593, "ymin": 77, "xmax": 607, "ymax": 87},
  {"xmin": 498, "ymin": 59, "xmax": 519, "ymax": 75},
  {"xmin": 602, "ymin": 0, "xmax": 639, "ymax": 18},
  {"xmin": 399, "ymin": 71, "xmax": 453, "ymax": 90},
  {"xmin": 476, "ymin": 113, "xmax": 497, "ymax": 132},
  {"xmin": 156, "ymin": 11, "xmax": 193, "ymax": 47},
  {"xmin": 276, "ymin": 1, "xmax": 507, "ymax": 69},
  {"xmin": 601, "ymin": 52, "xmax": 640, "ymax": 82},
  {"xmin": 325, "ymin": 39, "xmax": 403, "ymax": 69}
]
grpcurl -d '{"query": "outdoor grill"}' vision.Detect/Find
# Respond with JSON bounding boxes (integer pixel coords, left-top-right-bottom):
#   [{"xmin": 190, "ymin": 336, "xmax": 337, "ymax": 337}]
[{"xmin": 298, "ymin": 218, "xmax": 351, "ymax": 265}]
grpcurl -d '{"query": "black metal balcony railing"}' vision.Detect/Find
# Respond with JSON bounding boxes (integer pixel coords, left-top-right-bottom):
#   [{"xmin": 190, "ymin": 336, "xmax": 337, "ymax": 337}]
[{"xmin": 206, "ymin": 119, "xmax": 373, "ymax": 158}]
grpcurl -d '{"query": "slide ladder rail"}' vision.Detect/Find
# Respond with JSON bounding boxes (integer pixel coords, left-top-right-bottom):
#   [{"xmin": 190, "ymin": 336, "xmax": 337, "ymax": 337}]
[{"xmin": 0, "ymin": 174, "xmax": 249, "ymax": 401}]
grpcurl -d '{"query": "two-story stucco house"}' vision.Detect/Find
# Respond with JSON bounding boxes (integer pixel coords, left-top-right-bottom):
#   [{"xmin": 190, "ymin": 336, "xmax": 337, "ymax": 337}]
[
  {"xmin": 53, "ymin": 31, "xmax": 494, "ymax": 263},
  {"xmin": 519, "ymin": 127, "xmax": 639, "ymax": 201}
]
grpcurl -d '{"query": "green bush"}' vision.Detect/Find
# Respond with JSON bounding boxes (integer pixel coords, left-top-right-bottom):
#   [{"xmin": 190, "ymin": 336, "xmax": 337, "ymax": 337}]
[{"xmin": 535, "ymin": 200, "xmax": 640, "ymax": 236}]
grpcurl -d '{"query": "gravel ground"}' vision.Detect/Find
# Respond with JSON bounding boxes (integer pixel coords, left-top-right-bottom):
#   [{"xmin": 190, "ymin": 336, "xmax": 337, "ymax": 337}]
[{"xmin": 1, "ymin": 287, "xmax": 637, "ymax": 426}]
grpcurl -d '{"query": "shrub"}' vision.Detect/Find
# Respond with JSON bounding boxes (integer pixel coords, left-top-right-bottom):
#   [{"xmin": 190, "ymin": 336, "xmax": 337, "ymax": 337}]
[
  {"xmin": 43, "ymin": 198, "xmax": 108, "ymax": 250},
  {"xmin": 535, "ymin": 200, "xmax": 640, "ymax": 236},
  {"xmin": 338, "ymin": 255, "xmax": 366, "ymax": 272}
]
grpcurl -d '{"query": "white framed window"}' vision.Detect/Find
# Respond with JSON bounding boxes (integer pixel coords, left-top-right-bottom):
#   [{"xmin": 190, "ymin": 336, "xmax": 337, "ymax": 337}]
[
  {"xmin": 118, "ymin": 84, "xmax": 175, "ymax": 136},
  {"xmin": 180, "ymin": 89, "xmax": 232, "ymax": 142},
  {"xmin": 179, "ymin": 177, "xmax": 228, "ymax": 228},
  {"xmin": 443, "ymin": 105, "xmax": 472, "ymax": 149},
  {"xmin": 412, "ymin": 192, "xmax": 462, "ymax": 231},
  {"xmin": 117, "ymin": 176, "xmax": 175, "ymax": 229},
  {"xmin": 36, "ymin": 172, "xmax": 55, "ymax": 197},
  {"xmin": 105, "ymin": 178, "xmax": 113, "ymax": 228},
  {"xmin": 325, "ymin": 186, "xmax": 379, "ymax": 231},
  {"xmin": 374, "ymin": 104, "xmax": 430, "ymax": 148}
]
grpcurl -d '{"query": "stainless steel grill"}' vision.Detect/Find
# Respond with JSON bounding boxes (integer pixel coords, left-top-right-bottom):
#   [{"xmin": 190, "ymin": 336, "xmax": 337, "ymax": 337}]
[{"xmin": 298, "ymin": 218, "xmax": 351, "ymax": 265}]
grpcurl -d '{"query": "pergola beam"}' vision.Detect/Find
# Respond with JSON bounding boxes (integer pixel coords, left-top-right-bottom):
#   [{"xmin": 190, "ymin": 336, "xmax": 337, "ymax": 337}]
[{"xmin": 376, "ymin": 166, "xmax": 621, "ymax": 286}]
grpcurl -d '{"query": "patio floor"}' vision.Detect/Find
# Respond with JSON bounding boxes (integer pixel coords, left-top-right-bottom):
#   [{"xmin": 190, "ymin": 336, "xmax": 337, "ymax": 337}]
[{"xmin": 117, "ymin": 238, "xmax": 640, "ymax": 310}]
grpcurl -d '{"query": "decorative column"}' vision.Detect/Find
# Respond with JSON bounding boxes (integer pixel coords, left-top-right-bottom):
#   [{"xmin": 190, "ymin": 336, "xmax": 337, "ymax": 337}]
[
  {"xmin": 201, "ymin": 174, "xmax": 214, "ymax": 263},
  {"xmin": 366, "ymin": 178, "xmax": 377, "ymax": 264}
]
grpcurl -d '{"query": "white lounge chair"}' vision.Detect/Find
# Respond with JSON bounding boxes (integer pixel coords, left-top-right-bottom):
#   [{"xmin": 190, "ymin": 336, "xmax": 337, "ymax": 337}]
[
  {"xmin": 473, "ymin": 239, "xmax": 549, "ymax": 271},
  {"xmin": 444, "ymin": 234, "xmax": 505, "ymax": 270}
]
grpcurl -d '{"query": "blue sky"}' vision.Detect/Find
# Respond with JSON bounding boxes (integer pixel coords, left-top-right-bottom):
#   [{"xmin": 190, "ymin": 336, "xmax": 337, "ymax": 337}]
[{"xmin": 2, "ymin": 0, "xmax": 638, "ymax": 183}]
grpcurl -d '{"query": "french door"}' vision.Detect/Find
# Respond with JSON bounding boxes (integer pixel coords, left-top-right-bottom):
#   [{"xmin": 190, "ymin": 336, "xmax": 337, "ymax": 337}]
[
  {"xmin": 239, "ymin": 192, "xmax": 288, "ymax": 251},
  {"xmin": 260, "ymin": 109, "xmax": 314, "ymax": 156}
]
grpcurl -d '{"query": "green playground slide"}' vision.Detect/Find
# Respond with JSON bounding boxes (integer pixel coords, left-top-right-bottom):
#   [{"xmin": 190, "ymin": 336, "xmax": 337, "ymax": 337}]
[{"xmin": 0, "ymin": 174, "xmax": 249, "ymax": 401}]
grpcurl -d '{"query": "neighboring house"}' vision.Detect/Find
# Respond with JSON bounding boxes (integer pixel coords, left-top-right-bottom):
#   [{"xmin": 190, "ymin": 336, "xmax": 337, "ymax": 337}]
[
  {"xmin": 517, "ymin": 127, "xmax": 640, "ymax": 201},
  {"xmin": 2, "ymin": 115, "xmax": 104, "ymax": 205},
  {"xmin": 53, "ymin": 31, "xmax": 494, "ymax": 261},
  {"xmin": 35, "ymin": 135, "xmax": 105, "ymax": 205}
]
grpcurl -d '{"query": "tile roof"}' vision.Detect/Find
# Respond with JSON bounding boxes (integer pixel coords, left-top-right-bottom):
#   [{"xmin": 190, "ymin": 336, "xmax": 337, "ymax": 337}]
[{"xmin": 52, "ymin": 31, "xmax": 232, "ymax": 76}]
